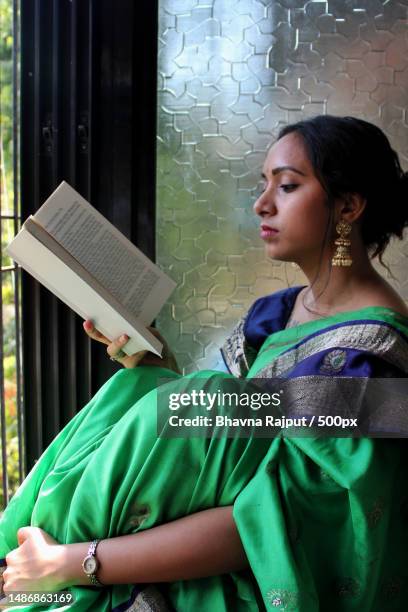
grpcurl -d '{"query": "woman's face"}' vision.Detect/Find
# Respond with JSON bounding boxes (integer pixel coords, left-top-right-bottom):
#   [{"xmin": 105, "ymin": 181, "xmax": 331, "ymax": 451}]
[{"xmin": 253, "ymin": 131, "xmax": 331, "ymax": 265}]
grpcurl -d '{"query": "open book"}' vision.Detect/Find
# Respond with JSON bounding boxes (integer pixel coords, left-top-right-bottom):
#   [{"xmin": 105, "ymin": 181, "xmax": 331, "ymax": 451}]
[{"xmin": 6, "ymin": 181, "xmax": 176, "ymax": 357}]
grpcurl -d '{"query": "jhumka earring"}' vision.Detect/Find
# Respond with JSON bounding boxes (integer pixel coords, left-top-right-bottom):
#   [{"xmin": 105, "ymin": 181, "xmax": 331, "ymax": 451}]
[{"xmin": 332, "ymin": 220, "xmax": 352, "ymax": 267}]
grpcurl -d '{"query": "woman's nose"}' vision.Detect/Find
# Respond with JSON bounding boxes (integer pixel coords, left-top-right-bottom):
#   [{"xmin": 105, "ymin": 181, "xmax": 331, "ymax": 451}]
[{"xmin": 253, "ymin": 189, "xmax": 277, "ymax": 217}]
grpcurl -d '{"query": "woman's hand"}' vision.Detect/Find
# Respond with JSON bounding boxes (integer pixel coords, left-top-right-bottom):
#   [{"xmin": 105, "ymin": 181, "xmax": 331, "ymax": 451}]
[
  {"xmin": 3, "ymin": 527, "xmax": 67, "ymax": 593},
  {"xmin": 83, "ymin": 320, "xmax": 181, "ymax": 373}
]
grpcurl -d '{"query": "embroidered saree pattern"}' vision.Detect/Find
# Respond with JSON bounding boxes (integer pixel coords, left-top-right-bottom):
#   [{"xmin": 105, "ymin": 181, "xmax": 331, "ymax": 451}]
[
  {"xmin": 253, "ymin": 316, "xmax": 408, "ymax": 378},
  {"xmin": 220, "ymin": 312, "xmax": 258, "ymax": 378}
]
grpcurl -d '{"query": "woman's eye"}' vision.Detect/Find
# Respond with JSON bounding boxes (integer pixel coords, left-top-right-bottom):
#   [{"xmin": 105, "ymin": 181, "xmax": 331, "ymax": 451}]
[{"xmin": 279, "ymin": 184, "xmax": 298, "ymax": 193}]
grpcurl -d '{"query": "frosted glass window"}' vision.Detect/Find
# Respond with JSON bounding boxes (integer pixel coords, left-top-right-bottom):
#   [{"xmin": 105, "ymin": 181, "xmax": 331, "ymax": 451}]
[{"xmin": 156, "ymin": 0, "xmax": 408, "ymax": 372}]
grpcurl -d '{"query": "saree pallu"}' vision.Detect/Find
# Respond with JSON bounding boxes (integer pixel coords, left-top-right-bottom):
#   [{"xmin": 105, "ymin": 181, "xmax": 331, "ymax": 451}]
[{"xmin": 1, "ymin": 302, "xmax": 408, "ymax": 611}]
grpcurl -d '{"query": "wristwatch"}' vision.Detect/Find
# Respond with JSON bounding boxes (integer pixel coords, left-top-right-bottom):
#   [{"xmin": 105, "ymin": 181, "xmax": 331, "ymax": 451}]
[{"xmin": 82, "ymin": 539, "xmax": 103, "ymax": 586}]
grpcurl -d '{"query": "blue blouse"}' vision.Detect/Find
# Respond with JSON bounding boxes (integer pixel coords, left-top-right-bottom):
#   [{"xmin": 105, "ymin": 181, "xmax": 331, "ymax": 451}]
[{"xmin": 219, "ymin": 286, "xmax": 408, "ymax": 378}]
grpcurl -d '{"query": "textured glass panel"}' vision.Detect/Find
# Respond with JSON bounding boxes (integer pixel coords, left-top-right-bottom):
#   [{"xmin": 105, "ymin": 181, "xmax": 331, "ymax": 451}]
[{"xmin": 157, "ymin": 0, "xmax": 408, "ymax": 373}]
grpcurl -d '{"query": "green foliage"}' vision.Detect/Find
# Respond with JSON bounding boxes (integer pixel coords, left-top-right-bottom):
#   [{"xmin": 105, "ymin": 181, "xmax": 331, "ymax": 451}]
[
  {"xmin": 1, "ymin": 0, "xmax": 15, "ymax": 214},
  {"xmin": 2, "ymin": 276, "xmax": 14, "ymax": 304}
]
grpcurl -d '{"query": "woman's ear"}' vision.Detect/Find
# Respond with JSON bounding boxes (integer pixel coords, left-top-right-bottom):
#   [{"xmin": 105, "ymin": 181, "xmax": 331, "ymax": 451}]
[{"xmin": 337, "ymin": 193, "xmax": 367, "ymax": 224}]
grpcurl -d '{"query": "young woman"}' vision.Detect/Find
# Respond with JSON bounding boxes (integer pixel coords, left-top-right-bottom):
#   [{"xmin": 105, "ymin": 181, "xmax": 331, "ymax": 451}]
[{"xmin": 1, "ymin": 115, "xmax": 408, "ymax": 612}]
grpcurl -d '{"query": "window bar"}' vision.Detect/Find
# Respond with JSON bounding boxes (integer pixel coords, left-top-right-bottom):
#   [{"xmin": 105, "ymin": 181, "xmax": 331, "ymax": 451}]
[
  {"xmin": 13, "ymin": 0, "xmax": 24, "ymax": 482},
  {"xmin": 64, "ymin": 0, "xmax": 79, "ymax": 422},
  {"xmin": 42, "ymin": 0, "xmax": 60, "ymax": 441}
]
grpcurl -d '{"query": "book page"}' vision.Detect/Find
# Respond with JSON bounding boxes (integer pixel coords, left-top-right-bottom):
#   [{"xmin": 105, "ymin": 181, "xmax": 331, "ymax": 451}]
[
  {"xmin": 6, "ymin": 228, "xmax": 163, "ymax": 356},
  {"xmin": 34, "ymin": 182, "xmax": 175, "ymax": 325}
]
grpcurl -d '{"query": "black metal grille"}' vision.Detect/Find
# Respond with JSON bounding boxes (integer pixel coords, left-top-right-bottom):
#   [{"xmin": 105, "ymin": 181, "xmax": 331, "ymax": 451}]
[{"xmin": 16, "ymin": 0, "xmax": 158, "ymax": 475}]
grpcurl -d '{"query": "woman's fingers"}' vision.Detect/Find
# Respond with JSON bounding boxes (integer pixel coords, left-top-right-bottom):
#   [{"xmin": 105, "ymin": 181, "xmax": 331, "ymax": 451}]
[
  {"xmin": 83, "ymin": 321, "xmax": 176, "ymax": 370},
  {"xmin": 83, "ymin": 320, "xmax": 141, "ymax": 366},
  {"xmin": 106, "ymin": 334, "xmax": 129, "ymax": 360},
  {"xmin": 106, "ymin": 335, "xmax": 150, "ymax": 367},
  {"xmin": 83, "ymin": 320, "xmax": 110, "ymax": 345}
]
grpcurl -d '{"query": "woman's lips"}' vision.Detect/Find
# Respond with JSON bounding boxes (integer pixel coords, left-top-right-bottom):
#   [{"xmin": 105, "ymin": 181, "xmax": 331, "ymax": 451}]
[{"xmin": 260, "ymin": 225, "xmax": 279, "ymax": 239}]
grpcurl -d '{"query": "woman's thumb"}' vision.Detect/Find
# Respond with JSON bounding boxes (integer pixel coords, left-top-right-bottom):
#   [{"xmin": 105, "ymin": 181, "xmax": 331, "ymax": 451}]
[{"xmin": 16, "ymin": 526, "xmax": 40, "ymax": 546}]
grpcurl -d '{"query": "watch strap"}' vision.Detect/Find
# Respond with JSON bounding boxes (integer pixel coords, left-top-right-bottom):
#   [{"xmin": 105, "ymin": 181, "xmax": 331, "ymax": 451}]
[
  {"xmin": 88, "ymin": 539, "xmax": 99, "ymax": 557},
  {"xmin": 90, "ymin": 573, "xmax": 103, "ymax": 587},
  {"xmin": 85, "ymin": 539, "xmax": 103, "ymax": 587}
]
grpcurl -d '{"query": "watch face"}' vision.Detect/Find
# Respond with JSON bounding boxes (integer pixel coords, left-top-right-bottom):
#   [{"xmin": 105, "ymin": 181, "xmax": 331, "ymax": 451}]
[{"xmin": 83, "ymin": 556, "xmax": 97, "ymax": 574}]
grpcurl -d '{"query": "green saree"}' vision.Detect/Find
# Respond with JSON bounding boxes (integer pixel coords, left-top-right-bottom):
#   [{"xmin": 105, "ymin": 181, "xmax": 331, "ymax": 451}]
[{"xmin": 1, "ymin": 299, "xmax": 408, "ymax": 611}]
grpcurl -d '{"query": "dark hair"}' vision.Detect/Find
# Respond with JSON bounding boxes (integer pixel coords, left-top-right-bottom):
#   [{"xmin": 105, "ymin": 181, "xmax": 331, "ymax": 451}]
[{"xmin": 278, "ymin": 115, "xmax": 408, "ymax": 266}]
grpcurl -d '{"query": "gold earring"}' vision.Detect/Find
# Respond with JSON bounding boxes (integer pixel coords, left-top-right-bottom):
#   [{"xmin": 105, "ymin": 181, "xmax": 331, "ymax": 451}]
[{"xmin": 332, "ymin": 220, "xmax": 352, "ymax": 267}]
